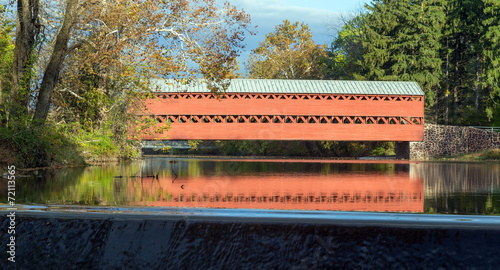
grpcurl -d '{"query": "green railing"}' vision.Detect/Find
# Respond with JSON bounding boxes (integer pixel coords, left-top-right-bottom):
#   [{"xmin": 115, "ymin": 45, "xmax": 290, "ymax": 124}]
[{"xmin": 469, "ymin": 126, "xmax": 500, "ymax": 132}]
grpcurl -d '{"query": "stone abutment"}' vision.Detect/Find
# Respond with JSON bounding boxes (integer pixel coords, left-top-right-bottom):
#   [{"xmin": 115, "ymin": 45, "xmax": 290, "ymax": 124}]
[{"xmin": 410, "ymin": 124, "xmax": 500, "ymax": 160}]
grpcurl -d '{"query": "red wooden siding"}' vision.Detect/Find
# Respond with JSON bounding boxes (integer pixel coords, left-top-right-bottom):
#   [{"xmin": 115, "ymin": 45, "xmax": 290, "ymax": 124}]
[{"xmin": 141, "ymin": 92, "xmax": 424, "ymax": 141}]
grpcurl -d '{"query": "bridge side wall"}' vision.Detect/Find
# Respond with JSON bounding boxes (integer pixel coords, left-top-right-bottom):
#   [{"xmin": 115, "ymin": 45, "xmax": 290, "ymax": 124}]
[
  {"xmin": 147, "ymin": 93, "xmax": 424, "ymax": 116},
  {"xmin": 143, "ymin": 92, "xmax": 424, "ymax": 142},
  {"xmin": 410, "ymin": 124, "xmax": 500, "ymax": 159},
  {"xmin": 142, "ymin": 123, "xmax": 424, "ymax": 141}
]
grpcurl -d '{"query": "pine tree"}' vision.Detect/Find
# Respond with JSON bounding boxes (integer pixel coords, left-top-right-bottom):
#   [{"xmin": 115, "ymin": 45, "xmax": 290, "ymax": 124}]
[
  {"xmin": 357, "ymin": 0, "xmax": 395, "ymax": 81},
  {"xmin": 340, "ymin": 0, "xmax": 498, "ymax": 125},
  {"xmin": 482, "ymin": 0, "xmax": 500, "ymax": 124},
  {"xmin": 442, "ymin": 0, "xmax": 485, "ymax": 125},
  {"xmin": 359, "ymin": 0, "xmax": 446, "ymax": 114}
]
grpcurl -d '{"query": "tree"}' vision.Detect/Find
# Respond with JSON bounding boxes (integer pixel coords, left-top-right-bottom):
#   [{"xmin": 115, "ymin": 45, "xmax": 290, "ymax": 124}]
[
  {"xmin": 5, "ymin": 0, "xmax": 40, "ymax": 123},
  {"xmin": 9, "ymin": 0, "xmax": 252, "ymax": 126},
  {"xmin": 482, "ymin": 0, "xmax": 500, "ymax": 124},
  {"xmin": 33, "ymin": 0, "xmax": 79, "ymax": 124},
  {"xmin": 360, "ymin": 0, "xmax": 445, "ymax": 113},
  {"xmin": 325, "ymin": 0, "xmax": 499, "ymax": 126},
  {"xmin": 246, "ymin": 20, "xmax": 327, "ymax": 79},
  {"xmin": 441, "ymin": 0, "xmax": 486, "ymax": 125},
  {"xmin": 325, "ymin": 14, "xmax": 366, "ymax": 80},
  {"xmin": 2, "ymin": 0, "xmax": 252, "ymax": 165},
  {"xmin": 0, "ymin": 4, "xmax": 14, "ymax": 108}
]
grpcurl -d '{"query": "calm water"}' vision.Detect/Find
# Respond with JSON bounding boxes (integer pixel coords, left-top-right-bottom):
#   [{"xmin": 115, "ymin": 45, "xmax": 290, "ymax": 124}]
[{"xmin": 1, "ymin": 158, "xmax": 499, "ymax": 215}]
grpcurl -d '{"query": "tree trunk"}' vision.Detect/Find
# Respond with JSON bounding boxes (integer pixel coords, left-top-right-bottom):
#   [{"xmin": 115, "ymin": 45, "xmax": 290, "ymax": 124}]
[
  {"xmin": 445, "ymin": 95, "xmax": 449, "ymax": 125},
  {"xmin": 474, "ymin": 52, "xmax": 480, "ymax": 121},
  {"xmin": 303, "ymin": 141, "xmax": 316, "ymax": 157},
  {"xmin": 0, "ymin": 70, "xmax": 3, "ymax": 106},
  {"xmin": 445, "ymin": 38, "xmax": 449, "ymax": 125},
  {"xmin": 11, "ymin": 0, "xmax": 40, "ymax": 116},
  {"xmin": 452, "ymin": 40, "xmax": 459, "ymax": 124},
  {"xmin": 434, "ymin": 87, "xmax": 438, "ymax": 123},
  {"xmin": 33, "ymin": 0, "xmax": 79, "ymax": 125}
]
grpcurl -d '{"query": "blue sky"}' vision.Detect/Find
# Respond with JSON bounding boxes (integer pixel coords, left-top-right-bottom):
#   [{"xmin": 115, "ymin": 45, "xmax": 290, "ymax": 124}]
[{"xmin": 232, "ymin": 0, "xmax": 371, "ymax": 72}]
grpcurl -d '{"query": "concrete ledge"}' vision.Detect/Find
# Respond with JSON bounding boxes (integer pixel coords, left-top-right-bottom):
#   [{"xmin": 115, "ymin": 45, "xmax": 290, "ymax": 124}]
[
  {"xmin": 1, "ymin": 207, "xmax": 499, "ymax": 269},
  {"xmin": 2, "ymin": 206, "xmax": 500, "ymax": 229}
]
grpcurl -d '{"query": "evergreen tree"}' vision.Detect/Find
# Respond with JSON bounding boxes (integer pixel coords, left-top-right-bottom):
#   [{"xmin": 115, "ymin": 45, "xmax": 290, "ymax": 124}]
[
  {"xmin": 357, "ymin": 0, "xmax": 395, "ymax": 81},
  {"xmin": 360, "ymin": 0, "xmax": 445, "ymax": 114},
  {"xmin": 329, "ymin": 0, "xmax": 499, "ymax": 126},
  {"xmin": 442, "ymin": 0, "xmax": 486, "ymax": 125},
  {"xmin": 482, "ymin": 0, "xmax": 500, "ymax": 124}
]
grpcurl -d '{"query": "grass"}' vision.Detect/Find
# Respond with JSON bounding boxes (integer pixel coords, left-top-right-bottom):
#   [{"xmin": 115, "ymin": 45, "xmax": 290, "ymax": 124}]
[
  {"xmin": 436, "ymin": 149, "xmax": 500, "ymax": 161},
  {"xmin": 0, "ymin": 120, "xmax": 138, "ymax": 168},
  {"xmin": 0, "ymin": 122, "xmax": 85, "ymax": 168}
]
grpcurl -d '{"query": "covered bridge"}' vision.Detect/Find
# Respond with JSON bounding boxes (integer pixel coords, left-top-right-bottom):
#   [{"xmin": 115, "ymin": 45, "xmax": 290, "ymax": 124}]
[{"xmin": 141, "ymin": 79, "xmax": 424, "ymax": 144}]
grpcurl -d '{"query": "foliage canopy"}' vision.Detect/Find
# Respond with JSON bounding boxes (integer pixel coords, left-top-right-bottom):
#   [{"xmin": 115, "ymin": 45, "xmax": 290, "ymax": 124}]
[
  {"xmin": 247, "ymin": 20, "xmax": 326, "ymax": 79},
  {"xmin": 1, "ymin": 0, "xmax": 253, "ymax": 166}
]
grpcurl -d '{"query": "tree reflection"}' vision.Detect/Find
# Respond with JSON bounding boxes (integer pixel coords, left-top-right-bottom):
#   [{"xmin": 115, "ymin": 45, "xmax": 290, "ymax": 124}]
[
  {"xmin": 416, "ymin": 163, "xmax": 500, "ymax": 214},
  {"xmin": 2, "ymin": 159, "xmax": 499, "ymax": 215}
]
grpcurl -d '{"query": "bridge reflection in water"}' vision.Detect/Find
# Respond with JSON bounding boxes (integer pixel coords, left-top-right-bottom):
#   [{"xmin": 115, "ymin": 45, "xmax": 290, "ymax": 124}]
[{"xmin": 130, "ymin": 161, "xmax": 423, "ymax": 212}]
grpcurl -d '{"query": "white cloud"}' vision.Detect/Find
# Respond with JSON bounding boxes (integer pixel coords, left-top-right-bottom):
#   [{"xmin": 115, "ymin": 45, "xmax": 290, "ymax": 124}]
[{"xmin": 236, "ymin": 0, "xmax": 345, "ymax": 37}]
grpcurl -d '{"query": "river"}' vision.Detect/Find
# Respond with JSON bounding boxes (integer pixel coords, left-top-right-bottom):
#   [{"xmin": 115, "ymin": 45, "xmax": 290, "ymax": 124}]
[{"xmin": 2, "ymin": 157, "xmax": 499, "ymax": 215}]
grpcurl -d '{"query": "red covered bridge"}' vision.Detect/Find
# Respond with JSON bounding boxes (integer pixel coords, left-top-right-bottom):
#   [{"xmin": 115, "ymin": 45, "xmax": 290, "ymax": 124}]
[{"xmin": 141, "ymin": 79, "xmax": 424, "ymax": 143}]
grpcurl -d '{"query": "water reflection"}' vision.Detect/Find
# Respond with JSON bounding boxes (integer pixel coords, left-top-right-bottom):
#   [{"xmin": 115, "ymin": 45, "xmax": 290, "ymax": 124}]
[
  {"xmin": 0, "ymin": 159, "xmax": 422, "ymax": 212},
  {"xmin": 133, "ymin": 173, "xmax": 422, "ymax": 212},
  {"xmin": 416, "ymin": 163, "xmax": 500, "ymax": 215},
  {"xmin": 1, "ymin": 159, "xmax": 499, "ymax": 214}
]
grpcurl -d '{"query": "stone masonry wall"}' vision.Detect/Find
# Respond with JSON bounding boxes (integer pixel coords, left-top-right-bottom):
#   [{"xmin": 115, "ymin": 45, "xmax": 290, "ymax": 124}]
[{"xmin": 410, "ymin": 124, "xmax": 500, "ymax": 160}]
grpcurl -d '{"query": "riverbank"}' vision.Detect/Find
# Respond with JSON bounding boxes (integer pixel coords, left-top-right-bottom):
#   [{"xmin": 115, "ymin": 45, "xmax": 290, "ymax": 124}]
[
  {"xmin": 3, "ymin": 143, "xmax": 500, "ymax": 172},
  {"xmin": 434, "ymin": 148, "xmax": 500, "ymax": 162},
  {"xmin": 0, "ymin": 118, "xmax": 144, "ymax": 170},
  {"xmin": 139, "ymin": 149, "xmax": 500, "ymax": 163}
]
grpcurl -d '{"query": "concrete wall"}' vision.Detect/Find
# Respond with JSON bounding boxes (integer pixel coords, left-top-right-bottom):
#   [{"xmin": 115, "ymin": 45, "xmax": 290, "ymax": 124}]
[
  {"xmin": 410, "ymin": 124, "xmax": 500, "ymax": 159},
  {"xmin": 2, "ymin": 211, "xmax": 500, "ymax": 269}
]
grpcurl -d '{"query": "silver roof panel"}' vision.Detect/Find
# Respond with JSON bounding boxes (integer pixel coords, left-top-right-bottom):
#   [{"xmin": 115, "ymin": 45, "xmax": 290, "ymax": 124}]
[{"xmin": 150, "ymin": 79, "xmax": 425, "ymax": 96}]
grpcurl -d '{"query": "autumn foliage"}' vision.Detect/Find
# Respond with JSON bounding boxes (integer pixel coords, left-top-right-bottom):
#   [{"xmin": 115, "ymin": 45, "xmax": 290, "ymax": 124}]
[
  {"xmin": 53, "ymin": 1, "xmax": 251, "ymax": 128},
  {"xmin": 247, "ymin": 20, "xmax": 327, "ymax": 79},
  {"xmin": 1, "ymin": 0, "xmax": 253, "ymax": 166}
]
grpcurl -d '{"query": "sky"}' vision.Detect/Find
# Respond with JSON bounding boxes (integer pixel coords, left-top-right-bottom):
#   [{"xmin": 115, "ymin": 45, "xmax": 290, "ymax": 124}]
[{"xmin": 232, "ymin": 0, "xmax": 371, "ymax": 73}]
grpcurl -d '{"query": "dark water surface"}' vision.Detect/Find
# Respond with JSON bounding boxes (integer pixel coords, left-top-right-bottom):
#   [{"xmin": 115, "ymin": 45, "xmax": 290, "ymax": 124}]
[{"xmin": 1, "ymin": 158, "xmax": 499, "ymax": 215}]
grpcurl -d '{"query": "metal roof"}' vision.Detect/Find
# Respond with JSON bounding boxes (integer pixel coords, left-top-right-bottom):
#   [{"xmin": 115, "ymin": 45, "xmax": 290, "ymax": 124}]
[{"xmin": 150, "ymin": 79, "xmax": 424, "ymax": 96}]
